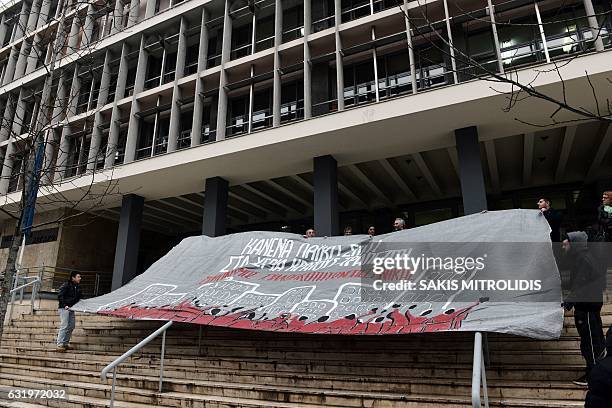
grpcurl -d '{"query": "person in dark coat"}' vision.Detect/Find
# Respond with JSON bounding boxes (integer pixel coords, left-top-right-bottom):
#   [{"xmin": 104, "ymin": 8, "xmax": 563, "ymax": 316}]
[
  {"xmin": 56, "ymin": 272, "xmax": 82, "ymax": 352},
  {"xmin": 562, "ymin": 232, "xmax": 606, "ymax": 386},
  {"xmin": 584, "ymin": 328, "xmax": 612, "ymax": 407},
  {"xmin": 537, "ymin": 198, "xmax": 562, "ymax": 242},
  {"xmin": 597, "ymin": 191, "xmax": 612, "ymax": 242}
]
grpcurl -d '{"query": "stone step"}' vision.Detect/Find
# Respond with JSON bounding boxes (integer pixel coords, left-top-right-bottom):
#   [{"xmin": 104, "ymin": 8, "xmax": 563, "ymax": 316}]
[
  {"xmin": 0, "ymin": 353, "xmax": 586, "ymax": 383},
  {"xmin": 0, "ymin": 361, "xmax": 589, "ymax": 401},
  {"xmin": 0, "ymin": 371, "xmax": 590, "ymax": 408},
  {"xmin": 0, "ymin": 329, "xmax": 586, "ymax": 352},
  {"xmin": 0, "ymin": 372, "xmax": 475, "ymax": 408},
  {"xmin": 0, "ymin": 378, "xmax": 353, "ymax": 408},
  {"xmin": 0, "ymin": 348, "xmax": 588, "ymax": 384},
  {"xmin": 0, "ymin": 338, "xmax": 589, "ymax": 366}
]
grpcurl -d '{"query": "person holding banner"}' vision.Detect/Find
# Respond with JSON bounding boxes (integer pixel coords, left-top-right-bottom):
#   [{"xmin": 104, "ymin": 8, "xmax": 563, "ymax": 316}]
[{"xmin": 537, "ymin": 198, "xmax": 561, "ymax": 242}]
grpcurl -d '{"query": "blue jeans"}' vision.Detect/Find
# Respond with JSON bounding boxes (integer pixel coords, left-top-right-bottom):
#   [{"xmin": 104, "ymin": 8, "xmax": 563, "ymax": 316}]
[{"xmin": 56, "ymin": 308, "xmax": 75, "ymax": 345}]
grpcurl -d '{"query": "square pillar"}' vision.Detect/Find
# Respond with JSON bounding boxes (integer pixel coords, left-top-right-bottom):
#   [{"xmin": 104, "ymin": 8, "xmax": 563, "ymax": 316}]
[
  {"xmin": 112, "ymin": 194, "xmax": 144, "ymax": 290},
  {"xmin": 202, "ymin": 177, "xmax": 228, "ymax": 237},
  {"xmin": 314, "ymin": 155, "xmax": 339, "ymax": 236},
  {"xmin": 455, "ymin": 126, "xmax": 488, "ymax": 214}
]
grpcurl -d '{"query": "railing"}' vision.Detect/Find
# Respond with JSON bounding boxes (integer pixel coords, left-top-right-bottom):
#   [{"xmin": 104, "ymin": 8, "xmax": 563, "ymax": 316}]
[
  {"xmin": 471, "ymin": 332, "xmax": 490, "ymax": 408},
  {"xmin": 282, "ymin": 26, "xmax": 304, "ymax": 43},
  {"xmin": 101, "ymin": 321, "xmax": 173, "ymax": 408},
  {"xmin": 8, "ymin": 272, "xmax": 41, "ymax": 322},
  {"xmin": 312, "ymin": 15, "xmax": 334, "ymax": 33},
  {"xmin": 14, "ymin": 265, "xmax": 111, "ymax": 298}
]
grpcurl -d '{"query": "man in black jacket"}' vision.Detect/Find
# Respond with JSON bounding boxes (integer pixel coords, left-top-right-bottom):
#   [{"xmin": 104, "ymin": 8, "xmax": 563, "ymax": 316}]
[
  {"xmin": 537, "ymin": 198, "xmax": 562, "ymax": 242},
  {"xmin": 562, "ymin": 232, "xmax": 606, "ymax": 386},
  {"xmin": 56, "ymin": 272, "xmax": 82, "ymax": 352},
  {"xmin": 585, "ymin": 329, "xmax": 612, "ymax": 407}
]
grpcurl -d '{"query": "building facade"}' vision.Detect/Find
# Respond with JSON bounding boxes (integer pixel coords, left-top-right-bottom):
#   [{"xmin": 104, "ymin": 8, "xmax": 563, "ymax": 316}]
[{"xmin": 0, "ymin": 0, "xmax": 611, "ymax": 289}]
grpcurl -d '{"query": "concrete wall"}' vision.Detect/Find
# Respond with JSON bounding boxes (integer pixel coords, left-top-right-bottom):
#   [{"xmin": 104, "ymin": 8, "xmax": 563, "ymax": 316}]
[
  {"xmin": 0, "ymin": 208, "xmax": 117, "ymax": 276},
  {"xmin": 0, "ymin": 208, "xmax": 64, "ymax": 270},
  {"xmin": 55, "ymin": 211, "xmax": 118, "ymax": 273}
]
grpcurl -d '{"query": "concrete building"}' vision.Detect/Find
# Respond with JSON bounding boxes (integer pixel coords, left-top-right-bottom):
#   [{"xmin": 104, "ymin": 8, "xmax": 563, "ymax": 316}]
[{"xmin": 0, "ymin": 0, "xmax": 611, "ymax": 290}]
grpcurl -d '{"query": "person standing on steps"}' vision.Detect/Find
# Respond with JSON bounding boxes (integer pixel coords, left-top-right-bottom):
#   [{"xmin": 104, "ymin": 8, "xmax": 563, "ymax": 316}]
[
  {"xmin": 597, "ymin": 191, "xmax": 612, "ymax": 242},
  {"xmin": 562, "ymin": 232, "xmax": 606, "ymax": 386},
  {"xmin": 56, "ymin": 272, "xmax": 82, "ymax": 352},
  {"xmin": 585, "ymin": 329, "xmax": 612, "ymax": 407}
]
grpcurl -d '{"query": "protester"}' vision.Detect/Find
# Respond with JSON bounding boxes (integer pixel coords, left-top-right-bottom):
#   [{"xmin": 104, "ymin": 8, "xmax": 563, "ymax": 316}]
[
  {"xmin": 537, "ymin": 198, "xmax": 561, "ymax": 242},
  {"xmin": 343, "ymin": 226, "xmax": 352, "ymax": 236},
  {"xmin": 562, "ymin": 232, "xmax": 606, "ymax": 386},
  {"xmin": 585, "ymin": 328, "xmax": 612, "ymax": 407},
  {"xmin": 393, "ymin": 218, "xmax": 405, "ymax": 231},
  {"xmin": 367, "ymin": 226, "xmax": 376, "ymax": 236},
  {"xmin": 304, "ymin": 228, "xmax": 316, "ymax": 238},
  {"xmin": 597, "ymin": 191, "xmax": 612, "ymax": 241},
  {"xmin": 56, "ymin": 272, "xmax": 82, "ymax": 352}
]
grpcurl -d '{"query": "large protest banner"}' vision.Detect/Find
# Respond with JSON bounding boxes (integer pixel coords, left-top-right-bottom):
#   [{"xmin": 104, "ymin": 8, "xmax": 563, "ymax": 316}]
[{"xmin": 72, "ymin": 209, "xmax": 564, "ymax": 339}]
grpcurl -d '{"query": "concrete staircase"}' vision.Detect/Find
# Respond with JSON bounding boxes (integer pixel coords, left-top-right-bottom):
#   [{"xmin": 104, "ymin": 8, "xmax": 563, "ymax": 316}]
[{"xmin": 0, "ymin": 300, "xmax": 609, "ymax": 408}]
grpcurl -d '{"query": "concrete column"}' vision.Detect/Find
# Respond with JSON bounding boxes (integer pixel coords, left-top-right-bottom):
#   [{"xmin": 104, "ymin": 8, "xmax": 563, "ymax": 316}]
[
  {"xmin": 11, "ymin": 89, "xmax": 27, "ymax": 137},
  {"xmin": 112, "ymin": 194, "xmax": 144, "ymax": 290},
  {"xmin": 442, "ymin": 0, "xmax": 458, "ymax": 84},
  {"xmin": 303, "ymin": 0, "xmax": 312, "ymax": 119},
  {"xmin": 485, "ymin": 0, "xmax": 504, "ymax": 74},
  {"xmin": 313, "ymin": 155, "xmax": 339, "ymax": 236},
  {"xmin": 167, "ymin": 17, "xmax": 188, "ymax": 152},
  {"xmin": 333, "ymin": 0, "xmax": 344, "ymax": 111},
  {"xmin": 202, "ymin": 176, "xmax": 228, "ymax": 237},
  {"xmin": 106, "ymin": 44, "xmax": 129, "ymax": 169},
  {"xmin": 37, "ymin": 0, "xmax": 52, "ymax": 29},
  {"xmin": 13, "ymin": 1, "xmax": 30, "ymax": 40},
  {"xmin": 97, "ymin": 50, "xmax": 113, "ymax": 109},
  {"xmin": 272, "ymin": 0, "xmax": 283, "ymax": 127},
  {"xmin": 80, "ymin": 4, "xmax": 95, "ymax": 47},
  {"xmin": 112, "ymin": 0, "xmax": 124, "ymax": 33},
  {"xmin": 67, "ymin": 13, "xmax": 81, "ymax": 53},
  {"xmin": 145, "ymin": 0, "xmax": 157, "ymax": 19},
  {"xmin": 26, "ymin": 0, "xmax": 42, "ymax": 32},
  {"xmin": 26, "ymin": 34, "xmax": 43, "ymax": 74},
  {"xmin": 124, "ymin": 36, "xmax": 148, "ymax": 163},
  {"xmin": 14, "ymin": 40, "xmax": 31, "ymax": 79},
  {"xmin": 583, "ymin": 0, "xmax": 604, "ymax": 52},
  {"xmin": 54, "ymin": 125, "xmax": 72, "ymax": 180},
  {"xmin": 51, "ymin": 70, "xmax": 68, "ymax": 124},
  {"xmin": 0, "ymin": 94, "xmax": 16, "ymax": 142},
  {"xmin": 114, "ymin": 42, "xmax": 129, "ymax": 103},
  {"xmin": 66, "ymin": 66, "xmax": 81, "ymax": 118},
  {"xmin": 0, "ymin": 14, "xmax": 7, "ymax": 47},
  {"xmin": 402, "ymin": 0, "xmax": 417, "ymax": 94},
  {"xmin": 127, "ymin": 0, "xmax": 140, "ymax": 27},
  {"xmin": 191, "ymin": 8, "xmax": 209, "ymax": 147},
  {"xmin": 42, "ymin": 128, "xmax": 59, "ymax": 184},
  {"xmin": 0, "ymin": 142, "xmax": 16, "ymax": 194},
  {"xmin": 215, "ymin": 0, "xmax": 232, "ymax": 140},
  {"xmin": 87, "ymin": 51, "xmax": 112, "ymax": 171},
  {"xmin": 455, "ymin": 126, "xmax": 488, "ymax": 214},
  {"xmin": 2, "ymin": 48, "xmax": 19, "ymax": 85}
]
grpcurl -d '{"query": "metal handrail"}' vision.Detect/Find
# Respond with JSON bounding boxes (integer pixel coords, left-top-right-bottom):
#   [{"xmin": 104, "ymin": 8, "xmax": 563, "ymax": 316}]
[
  {"xmin": 8, "ymin": 276, "xmax": 40, "ymax": 322},
  {"xmin": 101, "ymin": 320, "xmax": 173, "ymax": 408},
  {"xmin": 471, "ymin": 332, "xmax": 490, "ymax": 408}
]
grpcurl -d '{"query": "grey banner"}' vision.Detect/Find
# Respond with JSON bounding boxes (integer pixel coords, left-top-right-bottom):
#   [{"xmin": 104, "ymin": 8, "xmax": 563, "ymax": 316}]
[{"xmin": 72, "ymin": 209, "xmax": 564, "ymax": 339}]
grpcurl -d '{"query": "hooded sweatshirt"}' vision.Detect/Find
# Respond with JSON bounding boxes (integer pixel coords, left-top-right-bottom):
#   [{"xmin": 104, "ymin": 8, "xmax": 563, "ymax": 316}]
[{"xmin": 565, "ymin": 231, "xmax": 605, "ymax": 305}]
